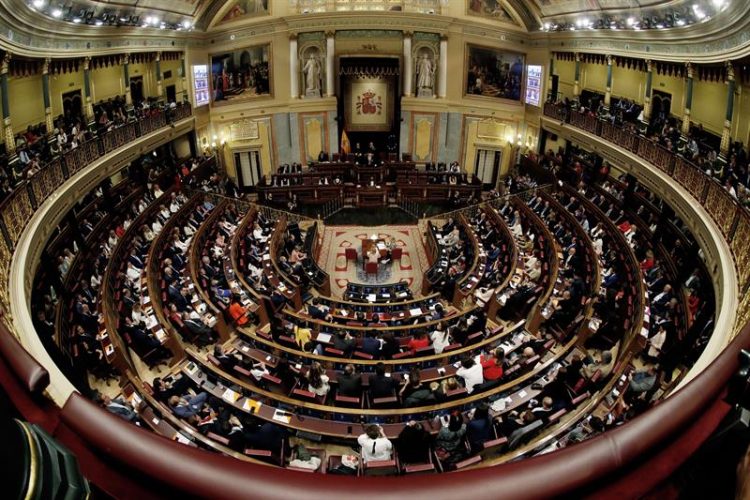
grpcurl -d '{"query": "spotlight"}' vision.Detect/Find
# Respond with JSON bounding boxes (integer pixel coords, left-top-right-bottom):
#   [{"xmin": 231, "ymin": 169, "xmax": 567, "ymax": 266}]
[
  {"xmin": 182, "ymin": 20, "xmax": 191, "ymax": 29},
  {"xmin": 73, "ymin": 17, "xmax": 81, "ymax": 23},
  {"xmin": 626, "ymin": 16, "xmax": 636, "ymax": 26},
  {"xmin": 32, "ymin": 0, "xmax": 45, "ymax": 8},
  {"xmin": 95, "ymin": 19, "xmax": 103, "ymax": 26},
  {"xmin": 51, "ymin": 8, "xmax": 62, "ymax": 17}
]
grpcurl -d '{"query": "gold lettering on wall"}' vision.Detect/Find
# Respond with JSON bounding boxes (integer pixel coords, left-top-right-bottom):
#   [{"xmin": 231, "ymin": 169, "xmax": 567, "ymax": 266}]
[{"xmin": 230, "ymin": 119, "xmax": 260, "ymax": 141}]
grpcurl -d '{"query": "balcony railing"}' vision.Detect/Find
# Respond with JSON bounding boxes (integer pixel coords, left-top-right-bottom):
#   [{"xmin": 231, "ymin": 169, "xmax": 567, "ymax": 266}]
[
  {"xmin": 543, "ymin": 101, "xmax": 750, "ymax": 298},
  {"xmin": 0, "ymin": 103, "xmax": 193, "ymax": 252}
]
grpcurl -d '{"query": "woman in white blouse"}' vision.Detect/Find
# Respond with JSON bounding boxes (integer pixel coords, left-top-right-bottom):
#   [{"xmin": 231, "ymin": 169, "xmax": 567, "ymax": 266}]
[{"xmin": 430, "ymin": 322, "xmax": 452, "ymax": 354}]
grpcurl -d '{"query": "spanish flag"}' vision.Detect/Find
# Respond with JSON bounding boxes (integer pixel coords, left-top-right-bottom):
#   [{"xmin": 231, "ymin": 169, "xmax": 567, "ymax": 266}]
[{"xmin": 341, "ymin": 130, "xmax": 351, "ymax": 155}]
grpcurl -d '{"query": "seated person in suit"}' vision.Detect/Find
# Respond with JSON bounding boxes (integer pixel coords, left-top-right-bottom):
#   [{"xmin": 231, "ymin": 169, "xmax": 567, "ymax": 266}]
[
  {"xmin": 95, "ymin": 393, "xmax": 137, "ymax": 422},
  {"xmin": 369, "ymin": 362, "xmax": 397, "ymax": 399},
  {"xmin": 333, "ymin": 330, "xmax": 356, "ymax": 355},
  {"xmin": 168, "ymin": 391, "xmax": 209, "ymax": 423},
  {"xmin": 181, "ymin": 312, "xmax": 215, "ymax": 346},
  {"xmin": 152, "ymin": 375, "xmax": 189, "ymax": 402},
  {"xmin": 337, "ymin": 364, "xmax": 362, "ymax": 397},
  {"xmin": 307, "ymin": 298, "xmax": 332, "ymax": 321},
  {"xmin": 397, "ymin": 421, "xmax": 432, "ymax": 464}
]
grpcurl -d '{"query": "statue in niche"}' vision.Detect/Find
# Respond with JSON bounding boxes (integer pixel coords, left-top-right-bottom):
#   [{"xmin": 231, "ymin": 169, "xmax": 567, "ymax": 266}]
[
  {"xmin": 416, "ymin": 52, "xmax": 435, "ymax": 97},
  {"xmin": 302, "ymin": 51, "xmax": 322, "ymax": 98}
]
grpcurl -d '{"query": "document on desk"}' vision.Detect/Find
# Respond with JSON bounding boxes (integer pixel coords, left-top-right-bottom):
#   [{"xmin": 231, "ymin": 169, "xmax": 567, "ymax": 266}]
[
  {"xmin": 366, "ymin": 294, "xmax": 377, "ymax": 302},
  {"xmin": 273, "ymin": 409, "xmax": 292, "ymax": 424},
  {"xmin": 317, "ymin": 333, "xmax": 332, "ymax": 343},
  {"xmin": 409, "ymin": 308, "xmax": 422, "ymax": 317},
  {"xmin": 175, "ymin": 433, "xmax": 191, "ymax": 445},
  {"xmin": 243, "ymin": 398, "xmax": 263, "ymax": 413},
  {"xmin": 221, "ymin": 388, "xmax": 240, "ymax": 403}
]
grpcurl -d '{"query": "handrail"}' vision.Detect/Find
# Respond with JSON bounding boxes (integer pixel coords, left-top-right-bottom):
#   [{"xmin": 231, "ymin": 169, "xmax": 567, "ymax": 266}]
[
  {"xmin": 190, "ymin": 199, "xmax": 231, "ymax": 316},
  {"xmin": 57, "ymin": 320, "xmax": 750, "ymax": 499},
  {"xmin": 0, "ymin": 104, "xmax": 192, "ymax": 252},
  {"xmin": 186, "ymin": 332, "xmax": 574, "ymax": 418},
  {"xmin": 239, "ymin": 318, "xmax": 524, "ymax": 368},
  {"xmin": 0, "ymin": 320, "xmax": 49, "ymax": 393}
]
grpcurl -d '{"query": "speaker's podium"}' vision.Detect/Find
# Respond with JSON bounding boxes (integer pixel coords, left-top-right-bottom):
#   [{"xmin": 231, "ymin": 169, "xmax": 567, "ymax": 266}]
[{"xmin": 356, "ymin": 184, "xmax": 387, "ymax": 207}]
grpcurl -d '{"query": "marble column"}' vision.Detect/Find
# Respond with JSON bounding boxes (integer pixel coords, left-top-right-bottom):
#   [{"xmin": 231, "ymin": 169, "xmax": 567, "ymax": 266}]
[
  {"xmin": 289, "ymin": 34, "xmax": 299, "ymax": 99},
  {"xmin": 604, "ymin": 55, "xmax": 613, "ymax": 107},
  {"xmin": 643, "ymin": 60, "xmax": 653, "ymax": 123},
  {"xmin": 438, "ymin": 35, "xmax": 448, "ymax": 99},
  {"xmin": 720, "ymin": 62, "xmax": 735, "ymax": 158},
  {"xmin": 325, "ymin": 31, "xmax": 335, "ymax": 97},
  {"xmin": 1, "ymin": 53, "xmax": 14, "ymax": 155},
  {"xmin": 180, "ymin": 52, "xmax": 187, "ymax": 103},
  {"xmin": 403, "ymin": 32, "xmax": 413, "ymax": 97},
  {"xmin": 42, "ymin": 58, "xmax": 53, "ymax": 134},
  {"xmin": 573, "ymin": 52, "xmax": 581, "ymax": 98},
  {"xmin": 548, "ymin": 56, "xmax": 555, "ymax": 100},
  {"xmin": 83, "ymin": 56, "xmax": 94, "ymax": 120},
  {"xmin": 155, "ymin": 52, "xmax": 163, "ymax": 99},
  {"xmin": 681, "ymin": 62, "xmax": 694, "ymax": 137},
  {"xmin": 123, "ymin": 55, "xmax": 132, "ymax": 106}
]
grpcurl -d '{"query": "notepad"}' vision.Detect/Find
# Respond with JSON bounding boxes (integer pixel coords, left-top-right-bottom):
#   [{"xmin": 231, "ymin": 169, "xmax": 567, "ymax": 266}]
[
  {"xmin": 317, "ymin": 333, "xmax": 332, "ymax": 343},
  {"xmin": 175, "ymin": 433, "xmax": 191, "ymax": 445},
  {"xmin": 518, "ymin": 390, "xmax": 528, "ymax": 398},
  {"xmin": 222, "ymin": 388, "xmax": 240, "ymax": 403},
  {"xmin": 243, "ymin": 398, "xmax": 262, "ymax": 413},
  {"xmin": 409, "ymin": 308, "xmax": 422, "ymax": 316},
  {"xmin": 273, "ymin": 409, "xmax": 292, "ymax": 424}
]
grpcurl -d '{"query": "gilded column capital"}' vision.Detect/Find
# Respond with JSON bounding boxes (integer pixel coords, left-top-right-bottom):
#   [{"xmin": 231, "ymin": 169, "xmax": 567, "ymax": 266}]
[
  {"xmin": 403, "ymin": 31, "xmax": 414, "ymax": 38},
  {"xmin": 155, "ymin": 51, "xmax": 161, "ymax": 62},
  {"xmin": 726, "ymin": 61, "xmax": 735, "ymax": 81},
  {"xmin": 685, "ymin": 62, "xmax": 694, "ymax": 79},
  {"xmin": 606, "ymin": 54, "xmax": 613, "ymax": 66},
  {"xmin": 83, "ymin": 56, "xmax": 91, "ymax": 71},
  {"xmin": 645, "ymin": 59, "xmax": 652, "ymax": 72},
  {"xmin": 574, "ymin": 52, "xmax": 581, "ymax": 62},
  {"xmin": 122, "ymin": 54, "xmax": 130, "ymax": 65},
  {"xmin": 325, "ymin": 30, "xmax": 335, "ymax": 38},
  {"xmin": 42, "ymin": 58, "xmax": 50, "ymax": 75},
  {"xmin": 289, "ymin": 32, "xmax": 298, "ymax": 41},
  {"xmin": 1, "ymin": 52, "xmax": 11, "ymax": 75}
]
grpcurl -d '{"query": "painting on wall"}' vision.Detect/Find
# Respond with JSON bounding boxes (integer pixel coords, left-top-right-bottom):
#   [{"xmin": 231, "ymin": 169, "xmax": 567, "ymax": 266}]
[
  {"xmin": 467, "ymin": 0, "xmax": 515, "ymax": 21},
  {"xmin": 220, "ymin": 0, "xmax": 269, "ymax": 24},
  {"xmin": 465, "ymin": 44, "xmax": 525, "ymax": 101},
  {"xmin": 210, "ymin": 44, "xmax": 271, "ymax": 103}
]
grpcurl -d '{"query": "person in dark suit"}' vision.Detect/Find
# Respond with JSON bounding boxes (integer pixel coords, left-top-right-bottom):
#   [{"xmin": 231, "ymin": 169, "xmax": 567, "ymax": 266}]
[
  {"xmin": 181, "ymin": 312, "xmax": 214, "ymax": 346},
  {"xmin": 96, "ymin": 393, "xmax": 137, "ymax": 422},
  {"xmin": 333, "ymin": 331, "xmax": 356, "ymax": 356},
  {"xmin": 369, "ymin": 363, "xmax": 397, "ymax": 399},
  {"xmin": 337, "ymin": 364, "xmax": 362, "ymax": 397}
]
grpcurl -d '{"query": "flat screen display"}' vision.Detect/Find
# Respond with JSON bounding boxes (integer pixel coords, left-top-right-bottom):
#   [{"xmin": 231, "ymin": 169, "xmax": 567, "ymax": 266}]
[
  {"xmin": 525, "ymin": 65, "xmax": 543, "ymax": 107},
  {"xmin": 192, "ymin": 64, "xmax": 210, "ymax": 107}
]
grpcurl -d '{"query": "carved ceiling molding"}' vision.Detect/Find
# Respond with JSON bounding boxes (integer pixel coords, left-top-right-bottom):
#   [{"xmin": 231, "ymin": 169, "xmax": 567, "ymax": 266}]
[{"xmin": 0, "ymin": 0, "xmax": 748, "ymax": 64}]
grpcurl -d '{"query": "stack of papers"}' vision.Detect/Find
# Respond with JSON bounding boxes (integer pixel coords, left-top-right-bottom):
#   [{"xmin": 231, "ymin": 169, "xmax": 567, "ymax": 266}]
[
  {"xmin": 243, "ymin": 398, "xmax": 263, "ymax": 413},
  {"xmin": 222, "ymin": 388, "xmax": 240, "ymax": 403},
  {"xmin": 272, "ymin": 409, "xmax": 292, "ymax": 424}
]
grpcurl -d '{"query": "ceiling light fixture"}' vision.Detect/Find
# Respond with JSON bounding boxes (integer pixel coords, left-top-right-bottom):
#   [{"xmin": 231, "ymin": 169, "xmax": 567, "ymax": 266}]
[{"xmin": 32, "ymin": 0, "xmax": 45, "ymax": 8}]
